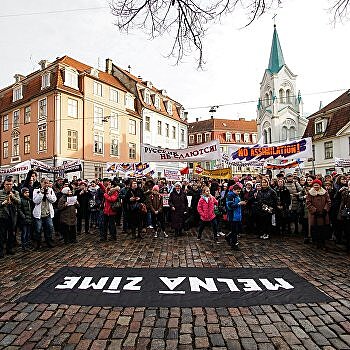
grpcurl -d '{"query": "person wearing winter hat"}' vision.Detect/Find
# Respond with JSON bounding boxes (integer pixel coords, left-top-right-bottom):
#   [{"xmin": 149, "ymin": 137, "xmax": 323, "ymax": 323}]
[
  {"xmin": 306, "ymin": 179, "xmax": 331, "ymax": 248},
  {"xmin": 58, "ymin": 187, "xmax": 79, "ymax": 244},
  {"xmin": 146, "ymin": 185, "xmax": 167, "ymax": 238}
]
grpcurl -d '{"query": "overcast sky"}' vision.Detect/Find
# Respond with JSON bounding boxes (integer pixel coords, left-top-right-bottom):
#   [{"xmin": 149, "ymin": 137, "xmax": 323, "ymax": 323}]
[{"xmin": 0, "ymin": 0, "xmax": 349, "ymax": 122}]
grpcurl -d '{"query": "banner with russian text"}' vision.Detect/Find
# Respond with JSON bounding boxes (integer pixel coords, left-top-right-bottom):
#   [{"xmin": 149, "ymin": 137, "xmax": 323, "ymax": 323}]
[
  {"xmin": 228, "ymin": 138, "xmax": 312, "ymax": 163},
  {"xmin": 0, "ymin": 160, "xmax": 32, "ymax": 175},
  {"xmin": 31, "ymin": 159, "xmax": 82, "ymax": 174},
  {"xmin": 141, "ymin": 140, "xmax": 220, "ymax": 162},
  {"xmin": 164, "ymin": 169, "xmax": 181, "ymax": 181},
  {"xmin": 200, "ymin": 168, "xmax": 232, "ymax": 179}
]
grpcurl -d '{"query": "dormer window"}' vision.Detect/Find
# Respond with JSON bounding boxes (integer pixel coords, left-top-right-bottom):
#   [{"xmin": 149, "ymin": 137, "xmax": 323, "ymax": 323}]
[
  {"xmin": 205, "ymin": 133, "xmax": 211, "ymax": 142},
  {"xmin": 166, "ymin": 101, "xmax": 173, "ymax": 115},
  {"xmin": 144, "ymin": 89, "xmax": 151, "ymax": 105},
  {"xmin": 315, "ymin": 120, "xmax": 324, "ymax": 134},
  {"xmin": 244, "ymin": 133, "xmax": 250, "ymax": 143},
  {"xmin": 41, "ymin": 73, "xmax": 50, "ymax": 89},
  {"xmin": 252, "ymin": 134, "xmax": 257, "ymax": 143},
  {"xmin": 154, "ymin": 95, "xmax": 160, "ymax": 109},
  {"xmin": 225, "ymin": 132, "xmax": 231, "ymax": 142},
  {"xmin": 235, "ymin": 133, "xmax": 241, "ymax": 142},
  {"xmin": 189, "ymin": 135, "xmax": 194, "ymax": 144},
  {"xmin": 64, "ymin": 68, "xmax": 78, "ymax": 89},
  {"xmin": 197, "ymin": 134, "xmax": 202, "ymax": 143},
  {"xmin": 12, "ymin": 86, "xmax": 22, "ymax": 102}
]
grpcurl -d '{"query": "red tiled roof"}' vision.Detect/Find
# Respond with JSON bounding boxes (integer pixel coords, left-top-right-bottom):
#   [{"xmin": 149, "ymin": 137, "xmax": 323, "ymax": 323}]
[
  {"xmin": 303, "ymin": 90, "xmax": 350, "ymax": 139},
  {"xmin": 188, "ymin": 118, "xmax": 257, "ymax": 133}
]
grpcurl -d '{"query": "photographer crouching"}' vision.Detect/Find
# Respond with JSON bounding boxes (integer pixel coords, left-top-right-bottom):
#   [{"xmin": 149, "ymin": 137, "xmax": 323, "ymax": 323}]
[{"xmin": 0, "ymin": 176, "xmax": 20, "ymax": 258}]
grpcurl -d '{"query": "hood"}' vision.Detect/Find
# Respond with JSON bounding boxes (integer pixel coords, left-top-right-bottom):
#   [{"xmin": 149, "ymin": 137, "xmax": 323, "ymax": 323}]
[{"xmin": 309, "ymin": 187, "xmax": 326, "ymax": 196}]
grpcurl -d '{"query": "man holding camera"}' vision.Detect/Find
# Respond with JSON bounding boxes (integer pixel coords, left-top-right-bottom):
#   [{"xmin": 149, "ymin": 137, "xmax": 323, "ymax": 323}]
[
  {"xmin": 0, "ymin": 176, "xmax": 20, "ymax": 258},
  {"xmin": 33, "ymin": 177, "xmax": 57, "ymax": 249}
]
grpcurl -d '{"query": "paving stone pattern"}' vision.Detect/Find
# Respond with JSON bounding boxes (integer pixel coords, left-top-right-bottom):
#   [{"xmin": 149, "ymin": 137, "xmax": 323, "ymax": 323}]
[{"xmin": 0, "ymin": 230, "xmax": 350, "ymax": 349}]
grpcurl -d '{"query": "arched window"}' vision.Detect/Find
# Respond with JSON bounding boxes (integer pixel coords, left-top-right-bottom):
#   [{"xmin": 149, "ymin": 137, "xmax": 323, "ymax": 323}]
[
  {"xmin": 279, "ymin": 89, "xmax": 284, "ymax": 103},
  {"xmin": 268, "ymin": 128, "xmax": 272, "ymax": 143},
  {"xmin": 263, "ymin": 129, "xmax": 268, "ymax": 144},
  {"xmin": 265, "ymin": 93, "xmax": 269, "ymax": 106},
  {"xmin": 281, "ymin": 126, "xmax": 288, "ymax": 141},
  {"xmin": 269, "ymin": 91, "xmax": 273, "ymax": 105},
  {"xmin": 286, "ymin": 89, "xmax": 291, "ymax": 103},
  {"xmin": 289, "ymin": 126, "xmax": 296, "ymax": 140}
]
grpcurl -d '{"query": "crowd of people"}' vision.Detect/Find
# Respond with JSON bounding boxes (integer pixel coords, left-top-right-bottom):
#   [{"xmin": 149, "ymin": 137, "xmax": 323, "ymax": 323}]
[{"xmin": 1, "ymin": 168, "xmax": 350, "ymax": 258}]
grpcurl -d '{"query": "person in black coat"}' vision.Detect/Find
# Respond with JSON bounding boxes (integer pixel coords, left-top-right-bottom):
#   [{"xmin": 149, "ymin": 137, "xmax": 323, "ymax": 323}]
[
  {"xmin": 168, "ymin": 182, "xmax": 188, "ymax": 237},
  {"xmin": 21, "ymin": 170, "xmax": 40, "ymax": 199},
  {"xmin": 75, "ymin": 182, "xmax": 93, "ymax": 235},
  {"xmin": 274, "ymin": 178, "xmax": 292, "ymax": 235},
  {"xmin": 253, "ymin": 177, "xmax": 278, "ymax": 240},
  {"xmin": 186, "ymin": 183, "xmax": 201, "ymax": 228}
]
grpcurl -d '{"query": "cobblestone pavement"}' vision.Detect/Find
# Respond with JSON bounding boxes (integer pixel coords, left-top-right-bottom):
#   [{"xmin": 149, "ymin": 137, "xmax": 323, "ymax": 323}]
[{"xmin": 1, "ymin": 229, "xmax": 350, "ymax": 350}]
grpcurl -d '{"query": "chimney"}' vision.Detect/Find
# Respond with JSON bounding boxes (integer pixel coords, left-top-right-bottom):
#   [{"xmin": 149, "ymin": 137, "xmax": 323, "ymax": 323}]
[
  {"xmin": 105, "ymin": 58, "xmax": 113, "ymax": 74},
  {"xmin": 211, "ymin": 115, "xmax": 214, "ymax": 119},
  {"xmin": 196, "ymin": 117, "xmax": 199, "ymax": 122},
  {"xmin": 14, "ymin": 74, "xmax": 25, "ymax": 83},
  {"xmin": 239, "ymin": 117, "xmax": 245, "ymax": 121},
  {"xmin": 184, "ymin": 111, "xmax": 188, "ymax": 121},
  {"xmin": 38, "ymin": 60, "xmax": 49, "ymax": 70}
]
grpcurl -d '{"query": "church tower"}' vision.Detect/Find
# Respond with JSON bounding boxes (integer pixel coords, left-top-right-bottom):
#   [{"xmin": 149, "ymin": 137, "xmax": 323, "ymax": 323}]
[{"xmin": 257, "ymin": 25, "xmax": 308, "ymax": 144}]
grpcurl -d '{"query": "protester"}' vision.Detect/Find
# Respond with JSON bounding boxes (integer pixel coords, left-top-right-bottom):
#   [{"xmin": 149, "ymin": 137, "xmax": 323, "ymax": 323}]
[
  {"xmin": 75, "ymin": 181, "xmax": 93, "ymax": 235},
  {"xmin": 169, "ymin": 182, "xmax": 188, "ymax": 237},
  {"xmin": 147, "ymin": 185, "xmax": 167, "ymax": 238},
  {"xmin": 18, "ymin": 187, "xmax": 33, "ymax": 251},
  {"xmin": 338, "ymin": 180, "xmax": 350, "ymax": 252}
]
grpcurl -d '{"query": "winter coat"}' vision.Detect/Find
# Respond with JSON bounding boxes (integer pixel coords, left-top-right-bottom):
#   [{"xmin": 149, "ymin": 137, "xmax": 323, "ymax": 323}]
[
  {"xmin": 103, "ymin": 191, "xmax": 118, "ymax": 216},
  {"xmin": 338, "ymin": 188, "xmax": 350, "ymax": 220},
  {"xmin": 32, "ymin": 188, "xmax": 57, "ymax": 219},
  {"xmin": 168, "ymin": 189, "xmax": 188, "ymax": 229},
  {"xmin": 285, "ymin": 181, "xmax": 302, "ymax": 211},
  {"xmin": 187, "ymin": 188, "xmax": 201, "ymax": 212},
  {"xmin": 306, "ymin": 187, "xmax": 331, "ymax": 226},
  {"xmin": 125, "ymin": 187, "xmax": 145, "ymax": 211},
  {"xmin": 0, "ymin": 189, "xmax": 20, "ymax": 226},
  {"xmin": 18, "ymin": 197, "xmax": 33, "ymax": 225},
  {"xmin": 147, "ymin": 191, "xmax": 163, "ymax": 213},
  {"xmin": 275, "ymin": 186, "xmax": 292, "ymax": 210},
  {"xmin": 58, "ymin": 195, "xmax": 79, "ymax": 226},
  {"xmin": 254, "ymin": 187, "xmax": 278, "ymax": 216},
  {"xmin": 197, "ymin": 195, "xmax": 218, "ymax": 222},
  {"xmin": 226, "ymin": 191, "xmax": 242, "ymax": 222},
  {"xmin": 75, "ymin": 189, "xmax": 93, "ymax": 217}
]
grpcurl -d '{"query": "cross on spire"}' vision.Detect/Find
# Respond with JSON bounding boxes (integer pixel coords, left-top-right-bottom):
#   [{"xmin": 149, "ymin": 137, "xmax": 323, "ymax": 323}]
[{"xmin": 272, "ymin": 13, "xmax": 277, "ymax": 26}]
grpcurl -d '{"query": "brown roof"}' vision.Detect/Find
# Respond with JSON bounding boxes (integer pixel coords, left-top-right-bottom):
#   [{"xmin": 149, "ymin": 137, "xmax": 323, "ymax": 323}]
[
  {"xmin": 303, "ymin": 89, "xmax": 350, "ymax": 139},
  {"xmin": 188, "ymin": 118, "xmax": 257, "ymax": 133}
]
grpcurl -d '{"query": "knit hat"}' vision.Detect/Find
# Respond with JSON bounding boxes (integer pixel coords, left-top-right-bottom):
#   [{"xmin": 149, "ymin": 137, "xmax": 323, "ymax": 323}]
[
  {"xmin": 21, "ymin": 187, "xmax": 29, "ymax": 194},
  {"xmin": 233, "ymin": 175, "xmax": 239, "ymax": 182},
  {"xmin": 312, "ymin": 179, "xmax": 322, "ymax": 187},
  {"xmin": 61, "ymin": 187, "xmax": 71, "ymax": 195},
  {"xmin": 153, "ymin": 185, "xmax": 160, "ymax": 191},
  {"xmin": 174, "ymin": 182, "xmax": 182, "ymax": 187},
  {"xmin": 245, "ymin": 181, "xmax": 253, "ymax": 187}
]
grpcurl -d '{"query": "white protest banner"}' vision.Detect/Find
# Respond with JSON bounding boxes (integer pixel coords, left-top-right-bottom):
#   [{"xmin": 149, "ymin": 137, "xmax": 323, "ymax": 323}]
[
  {"xmin": 31, "ymin": 159, "xmax": 82, "ymax": 174},
  {"xmin": 221, "ymin": 153, "xmax": 265, "ymax": 168},
  {"xmin": 0, "ymin": 160, "xmax": 31, "ymax": 175},
  {"xmin": 106, "ymin": 162, "xmax": 133, "ymax": 173},
  {"xmin": 335, "ymin": 158, "xmax": 350, "ymax": 167},
  {"xmin": 141, "ymin": 140, "xmax": 220, "ymax": 162},
  {"xmin": 227, "ymin": 138, "xmax": 313, "ymax": 163},
  {"xmin": 164, "ymin": 169, "xmax": 181, "ymax": 181},
  {"xmin": 161, "ymin": 194, "xmax": 170, "ymax": 207}
]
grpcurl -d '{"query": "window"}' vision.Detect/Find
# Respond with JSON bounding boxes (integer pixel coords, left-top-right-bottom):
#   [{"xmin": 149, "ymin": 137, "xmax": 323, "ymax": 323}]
[
  {"xmin": 94, "ymin": 133, "xmax": 104, "ymax": 154},
  {"xmin": 3, "ymin": 141, "xmax": 8, "ymax": 158},
  {"xmin": 64, "ymin": 70, "xmax": 78, "ymax": 89},
  {"xmin": 144, "ymin": 90, "xmax": 151, "ymax": 105},
  {"xmin": 324, "ymin": 141, "xmax": 333, "ymax": 159},
  {"xmin": 94, "ymin": 166, "xmax": 103, "ymax": 179},
  {"xmin": 205, "ymin": 133, "xmax": 211, "ymax": 142},
  {"xmin": 38, "ymin": 124, "xmax": 47, "ymax": 151},
  {"xmin": 181, "ymin": 129, "xmax": 185, "ymax": 142},
  {"xmin": 172, "ymin": 126, "xmax": 176, "ymax": 139},
  {"xmin": 263, "ymin": 129, "xmax": 268, "ymax": 144},
  {"xmin": 12, "ymin": 137, "xmax": 19, "ymax": 156},
  {"xmin": 205, "ymin": 162, "xmax": 210, "ymax": 170},
  {"xmin": 165, "ymin": 123, "xmax": 169, "ymax": 137},
  {"xmin": 24, "ymin": 135, "xmax": 30, "ymax": 154},
  {"xmin": 110, "ymin": 112, "xmax": 118, "ymax": 129},
  {"xmin": 289, "ymin": 126, "xmax": 296, "ymax": 140},
  {"xmin": 315, "ymin": 121, "xmax": 323, "ymax": 134},
  {"xmin": 38, "ymin": 98, "xmax": 47, "ymax": 120},
  {"xmin": 252, "ymin": 134, "xmax": 257, "ymax": 143},
  {"xmin": 13, "ymin": 110, "xmax": 19, "ymax": 128},
  {"xmin": 235, "ymin": 133, "xmax": 241, "ymax": 142},
  {"xmin": 197, "ymin": 134, "xmax": 202, "ymax": 143},
  {"xmin": 166, "ymin": 101, "xmax": 173, "ymax": 115},
  {"xmin": 3, "ymin": 115, "xmax": 9, "ymax": 131},
  {"xmin": 129, "ymin": 143, "xmax": 136, "ymax": 159},
  {"xmin": 12, "ymin": 86, "xmax": 22, "ymax": 102},
  {"xmin": 41, "ymin": 73, "xmax": 50, "ymax": 89},
  {"xmin": 94, "ymin": 105, "xmax": 103, "ymax": 125},
  {"xmin": 281, "ymin": 126, "xmax": 288, "ymax": 141},
  {"xmin": 279, "ymin": 89, "xmax": 284, "ymax": 103},
  {"xmin": 64, "ymin": 69, "xmax": 78, "ymax": 89},
  {"xmin": 244, "ymin": 133, "xmax": 250, "ymax": 143},
  {"xmin": 145, "ymin": 116, "xmax": 150, "ymax": 131},
  {"xmin": 157, "ymin": 121, "xmax": 162, "ymax": 135},
  {"xmin": 265, "ymin": 93, "xmax": 269, "ymax": 106},
  {"xmin": 67, "ymin": 130, "xmax": 78, "ymax": 150},
  {"xmin": 94, "ymin": 81, "xmax": 103, "ymax": 96},
  {"xmin": 155, "ymin": 95, "xmax": 160, "ymax": 109},
  {"xmin": 110, "ymin": 88, "xmax": 119, "ymax": 102},
  {"xmin": 111, "ymin": 135, "xmax": 119, "ymax": 156},
  {"xmin": 125, "ymin": 94, "xmax": 134, "ymax": 110},
  {"xmin": 286, "ymin": 89, "xmax": 291, "ymax": 103},
  {"xmin": 68, "ymin": 99, "xmax": 78, "ymax": 118},
  {"xmin": 226, "ymin": 132, "xmax": 231, "ymax": 142},
  {"xmin": 189, "ymin": 135, "xmax": 194, "ymax": 144},
  {"xmin": 24, "ymin": 106, "xmax": 31, "ymax": 123},
  {"xmin": 129, "ymin": 119, "xmax": 136, "ymax": 135}
]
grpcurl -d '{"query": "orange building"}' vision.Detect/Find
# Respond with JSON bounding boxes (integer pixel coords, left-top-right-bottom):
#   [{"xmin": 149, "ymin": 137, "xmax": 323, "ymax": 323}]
[{"xmin": 0, "ymin": 56, "xmax": 141, "ymax": 180}]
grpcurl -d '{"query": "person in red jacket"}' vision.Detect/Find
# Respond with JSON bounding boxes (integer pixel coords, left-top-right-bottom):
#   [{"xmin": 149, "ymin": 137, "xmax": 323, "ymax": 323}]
[
  {"xmin": 197, "ymin": 186, "xmax": 219, "ymax": 242},
  {"xmin": 99, "ymin": 182, "xmax": 118, "ymax": 242}
]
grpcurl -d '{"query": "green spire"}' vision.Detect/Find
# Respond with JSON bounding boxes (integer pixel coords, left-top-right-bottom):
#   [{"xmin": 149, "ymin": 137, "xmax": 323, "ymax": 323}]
[{"xmin": 268, "ymin": 25, "xmax": 285, "ymax": 74}]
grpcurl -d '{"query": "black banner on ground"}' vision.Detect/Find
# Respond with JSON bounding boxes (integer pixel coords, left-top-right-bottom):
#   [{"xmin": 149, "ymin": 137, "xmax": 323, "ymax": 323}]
[{"xmin": 19, "ymin": 267, "xmax": 332, "ymax": 307}]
